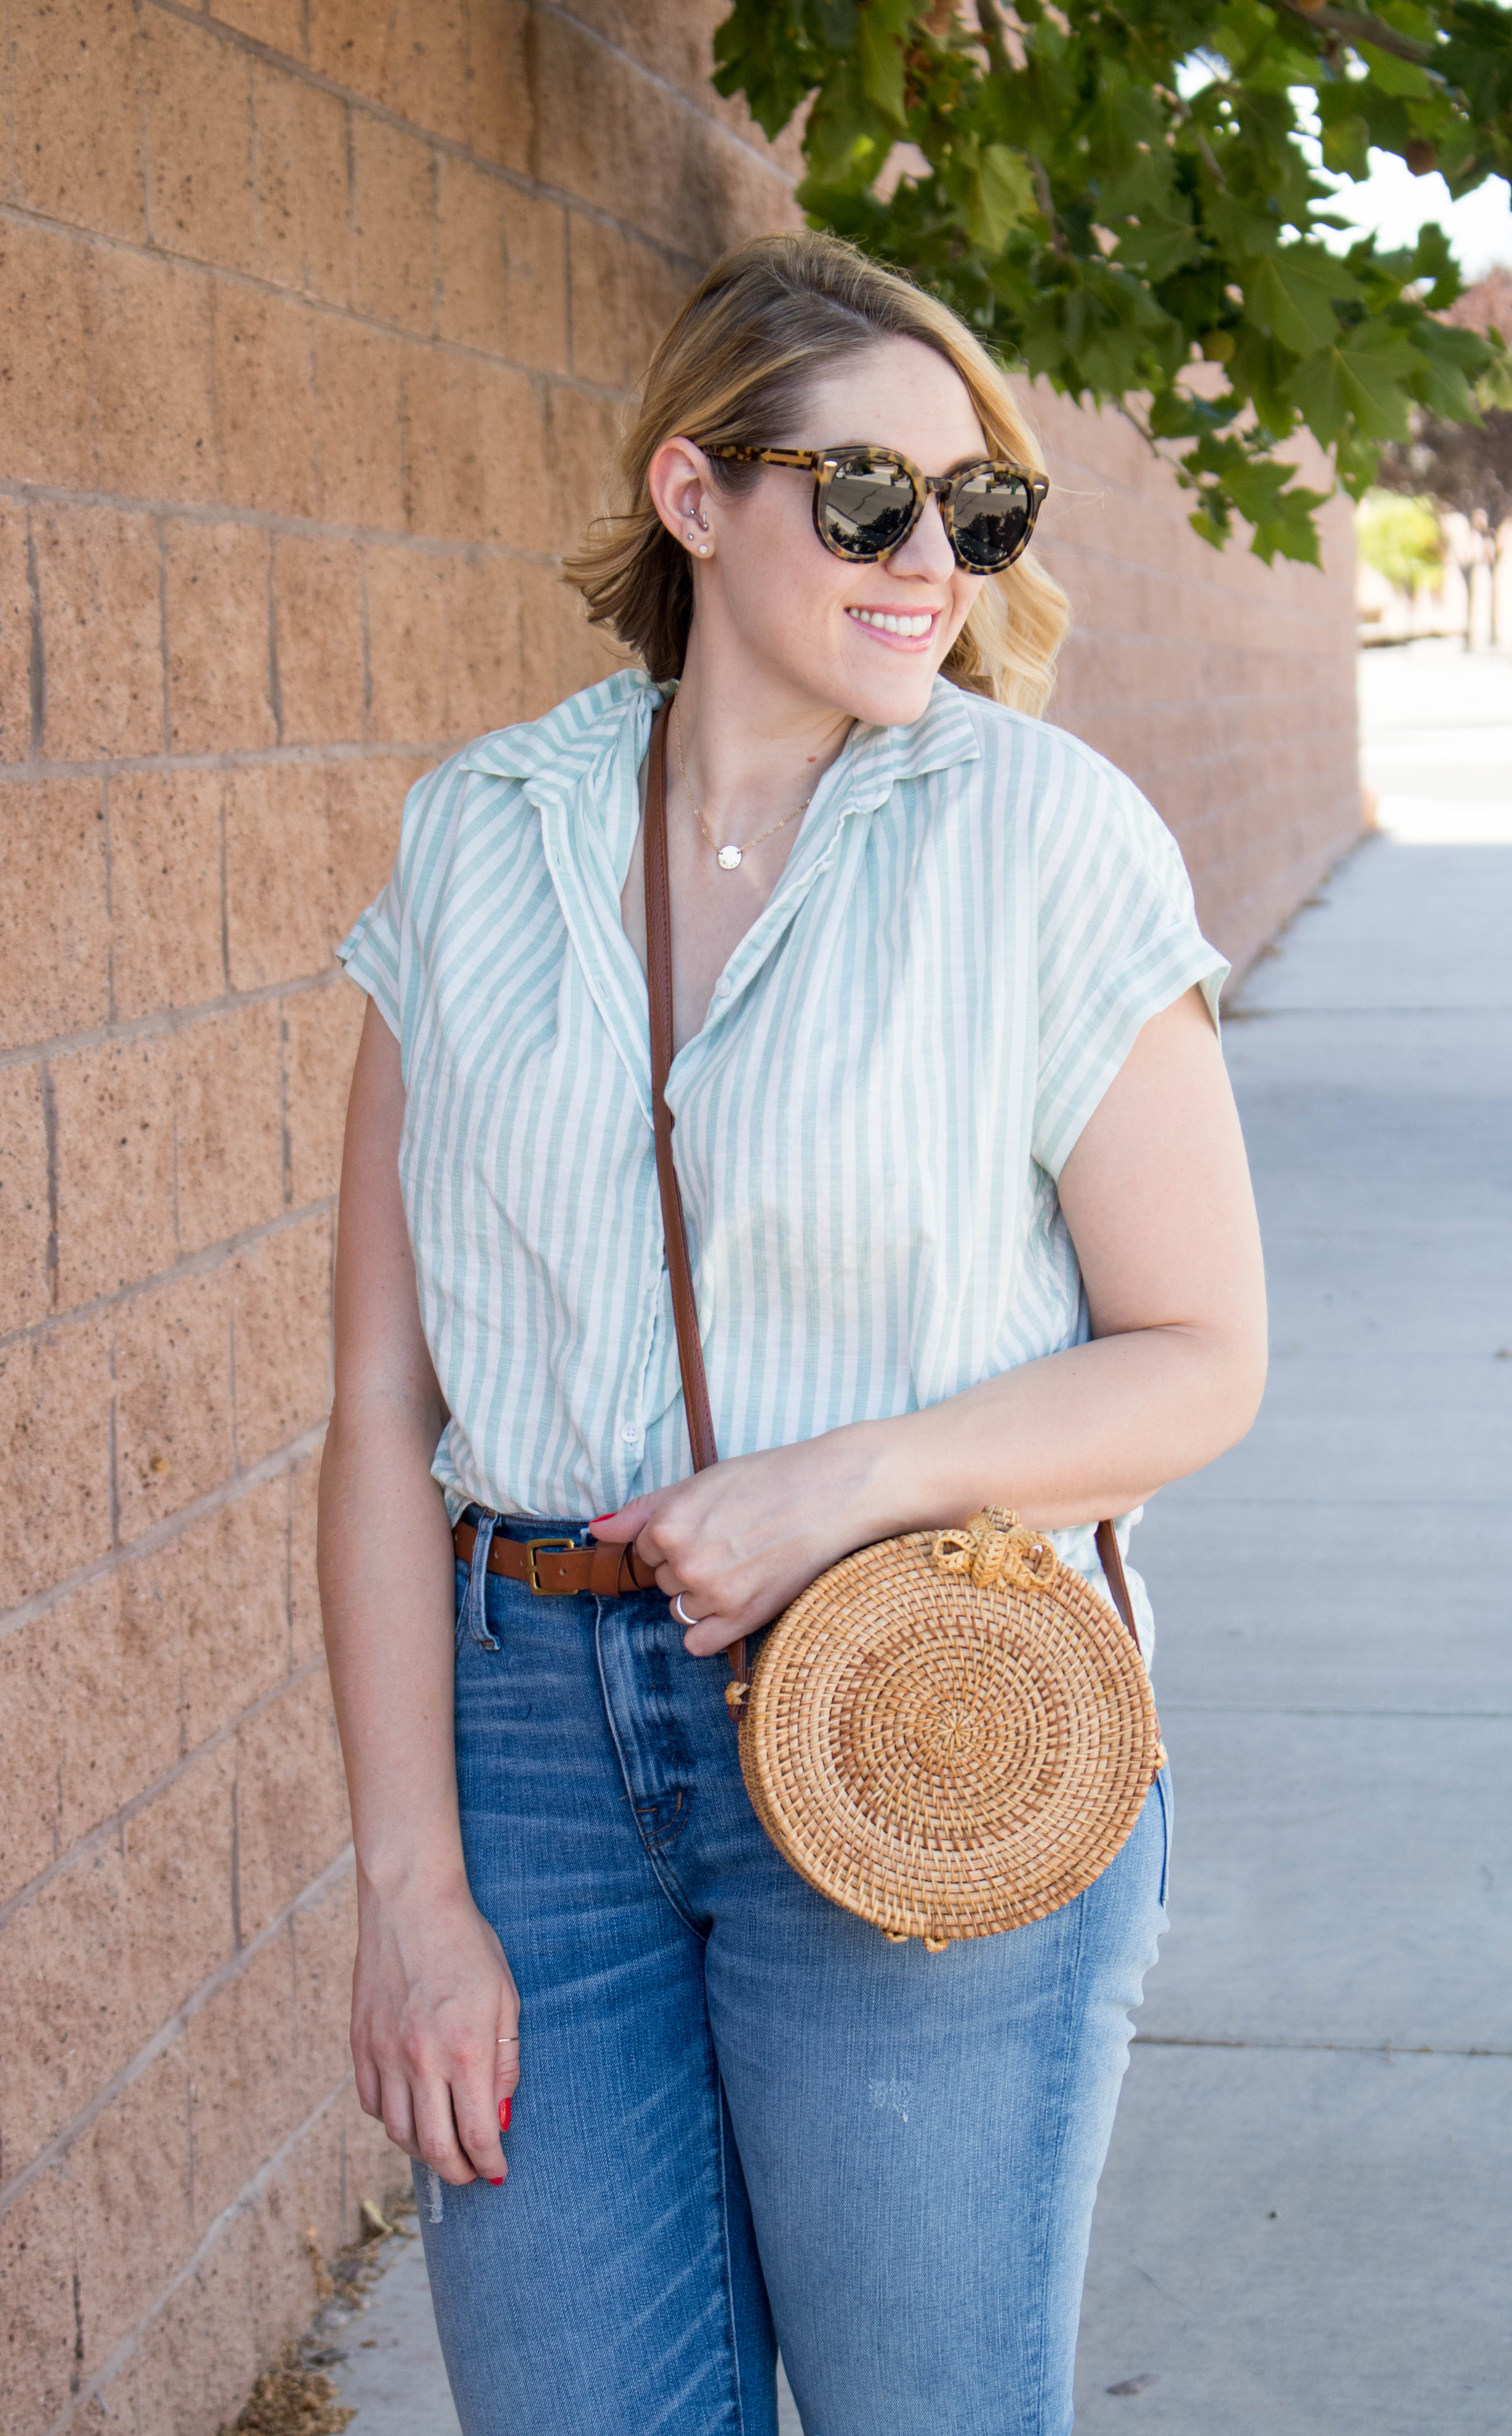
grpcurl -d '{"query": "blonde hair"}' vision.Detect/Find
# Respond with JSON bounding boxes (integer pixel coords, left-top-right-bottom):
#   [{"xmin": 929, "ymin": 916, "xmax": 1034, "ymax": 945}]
[{"xmin": 564, "ymin": 232, "xmax": 1068, "ymax": 716}]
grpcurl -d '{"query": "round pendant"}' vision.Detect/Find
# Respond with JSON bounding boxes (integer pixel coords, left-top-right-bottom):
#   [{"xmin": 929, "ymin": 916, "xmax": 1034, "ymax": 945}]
[{"xmin": 717, "ymin": 844, "xmax": 743, "ymax": 870}]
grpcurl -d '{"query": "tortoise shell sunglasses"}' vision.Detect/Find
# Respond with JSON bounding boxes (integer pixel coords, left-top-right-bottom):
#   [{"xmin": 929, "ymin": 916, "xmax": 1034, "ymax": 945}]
[{"xmin": 703, "ymin": 442, "xmax": 1049, "ymax": 574}]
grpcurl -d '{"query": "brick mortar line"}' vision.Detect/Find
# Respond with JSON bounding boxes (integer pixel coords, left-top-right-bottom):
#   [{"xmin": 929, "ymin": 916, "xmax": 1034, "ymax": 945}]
[
  {"xmin": 138, "ymin": 0, "xmax": 780, "ymax": 231},
  {"xmin": 1, "ymin": 1841, "xmax": 356, "ymax": 2226},
  {"xmin": 0, "ymin": 740, "xmax": 449, "ymax": 792},
  {"xmin": 0, "ymin": 964, "xmax": 346, "ymax": 1072},
  {"xmin": 42, "ymin": 2060, "xmax": 359, "ymax": 2436},
  {"xmin": 1188, "ymin": 819, "xmax": 1360, "ymax": 863},
  {"xmin": 1040, "ymin": 529, "xmax": 1356, "ymax": 615},
  {"xmin": 6, "ymin": 0, "xmax": 754, "ymax": 311},
  {"xmin": 0, "ymin": 1648, "xmax": 335, "ymax": 1937},
  {"xmin": 1160, "ymin": 766, "xmax": 1361, "ymax": 804},
  {"xmin": 0, "ymin": 1194, "xmax": 338, "ymax": 1357},
  {"xmin": 143, "ymin": 0, "xmax": 792, "ymax": 199},
  {"xmin": 0, "ymin": 197, "xmax": 642, "ymax": 406},
  {"xmin": 1091, "ymin": 723, "xmax": 1358, "ymax": 758},
  {"xmin": 0, "ymin": 1421, "xmax": 328, "ymax": 1646},
  {"xmin": 521, "ymin": 0, "xmax": 801, "ymax": 199},
  {"xmin": 0, "ymin": 469, "xmax": 579, "ymax": 557}
]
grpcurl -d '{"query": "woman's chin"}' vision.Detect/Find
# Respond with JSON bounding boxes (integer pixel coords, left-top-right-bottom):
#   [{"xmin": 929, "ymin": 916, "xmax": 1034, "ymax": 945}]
[
  {"xmin": 842, "ymin": 662, "xmax": 943, "ymax": 728},
  {"xmin": 798, "ymin": 644, "xmax": 942, "ymax": 730}
]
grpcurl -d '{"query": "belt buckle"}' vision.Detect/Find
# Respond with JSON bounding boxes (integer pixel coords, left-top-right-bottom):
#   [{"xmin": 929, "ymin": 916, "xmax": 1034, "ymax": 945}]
[{"xmin": 523, "ymin": 1536, "xmax": 577, "ymax": 1595}]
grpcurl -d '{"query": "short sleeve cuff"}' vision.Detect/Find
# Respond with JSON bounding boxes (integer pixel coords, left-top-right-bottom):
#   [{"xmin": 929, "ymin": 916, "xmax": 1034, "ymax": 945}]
[
  {"xmin": 1033, "ymin": 929, "xmax": 1229, "ymax": 1181},
  {"xmin": 337, "ymin": 892, "xmax": 401, "ymax": 1040}
]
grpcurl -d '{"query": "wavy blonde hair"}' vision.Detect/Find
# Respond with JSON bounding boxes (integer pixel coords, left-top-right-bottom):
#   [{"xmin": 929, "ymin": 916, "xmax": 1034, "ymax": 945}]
[{"xmin": 564, "ymin": 231, "xmax": 1068, "ymax": 715}]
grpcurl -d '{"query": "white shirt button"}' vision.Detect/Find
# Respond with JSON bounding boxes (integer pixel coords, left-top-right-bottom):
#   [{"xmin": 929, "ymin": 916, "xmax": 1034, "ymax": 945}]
[
  {"xmin": 714, "ymin": 977, "xmax": 732, "ymax": 998},
  {"xmin": 620, "ymin": 1422, "xmax": 640, "ymax": 1443}
]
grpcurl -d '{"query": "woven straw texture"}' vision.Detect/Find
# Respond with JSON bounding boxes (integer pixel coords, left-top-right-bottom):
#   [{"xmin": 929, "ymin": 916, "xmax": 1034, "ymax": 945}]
[{"xmin": 739, "ymin": 1510, "xmax": 1161, "ymax": 1947}]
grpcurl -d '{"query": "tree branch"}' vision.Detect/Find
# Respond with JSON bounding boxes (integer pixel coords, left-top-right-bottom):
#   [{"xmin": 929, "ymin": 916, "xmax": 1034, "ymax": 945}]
[
  {"xmin": 1029, "ymin": 156, "xmax": 1072, "ymax": 257},
  {"xmin": 1272, "ymin": 0, "xmax": 1437, "ymax": 72},
  {"xmin": 975, "ymin": 0, "xmax": 1015, "ymax": 80}
]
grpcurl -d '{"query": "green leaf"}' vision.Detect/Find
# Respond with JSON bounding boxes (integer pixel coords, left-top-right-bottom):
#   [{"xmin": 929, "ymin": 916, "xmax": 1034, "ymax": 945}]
[
  {"xmin": 713, "ymin": 1, "xmax": 825, "ymax": 138},
  {"xmin": 968, "ymin": 144, "xmax": 1039, "ymax": 254},
  {"xmin": 1242, "ymin": 246, "xmax": 1360, "ymax": 355},
  {"xmin": 1248, "ymin": 486, "xmax": 1328, "ymax": 568},
  {"xmin": 1410, "ymin": 219, "xmax": 1463, "ymax": 308},
  {"xmin": 1443, "ymin": 0, "xmax": 1512, "ymax": 129},
  {"xmin": 858, "ymin": 0, "xmax": 914, "ymax": 127},
  {"xmin": 1354, "ymin": 40, "xmax": 1436, "ymax": 100},
  {"xmin": 1229, "ymin": 325, "xmax": 1301, "ymax": 436},
  {"xmin": 1112, "ymin": 196, "xmax": 1201, "ymax": 281},
  {"xmin": 711, "ymin": 0, "xmax": 1509, "ymax": 574},
  {"xmin": 1292, "ymin": 321, "xmax": 1421, "ymax": 445}
]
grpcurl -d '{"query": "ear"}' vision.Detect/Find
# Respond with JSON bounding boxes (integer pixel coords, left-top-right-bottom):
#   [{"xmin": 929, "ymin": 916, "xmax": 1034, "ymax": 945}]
[{"xmin": 648, "ymin": 435, "xmax": 716, "ymax": 554}]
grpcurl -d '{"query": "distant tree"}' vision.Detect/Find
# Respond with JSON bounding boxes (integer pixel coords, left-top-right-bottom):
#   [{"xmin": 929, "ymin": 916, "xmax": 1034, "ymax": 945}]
[
  {"xmin": 714, "ymin": 0, "xmax": 1512, "ymax": 566},
  {"xmin": 1376, "ymin": 274, "xmax": 1512, "ymax": 643},
  {"xmin": 1356, "ymin": 490, "xmax": 1445, "ymax": 596}
]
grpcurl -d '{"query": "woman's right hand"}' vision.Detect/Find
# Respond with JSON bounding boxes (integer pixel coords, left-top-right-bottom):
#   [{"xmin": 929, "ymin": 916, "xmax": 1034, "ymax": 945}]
[{"xmin": 351, "ymin": 1878, "xmax": 520, "ymax": 2187}]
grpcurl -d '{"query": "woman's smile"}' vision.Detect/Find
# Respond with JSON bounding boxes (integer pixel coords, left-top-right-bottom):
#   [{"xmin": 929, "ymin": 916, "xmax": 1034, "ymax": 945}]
[{"xmin": 845, "ymin": 603, "xmax": 941, "ymax": 645}]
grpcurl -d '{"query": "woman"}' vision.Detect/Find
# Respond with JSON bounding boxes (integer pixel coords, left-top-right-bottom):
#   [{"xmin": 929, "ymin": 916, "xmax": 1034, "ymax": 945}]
[{"xmin": 321, "ymin": 232, "xmax": 1265, "ymax": 2436}]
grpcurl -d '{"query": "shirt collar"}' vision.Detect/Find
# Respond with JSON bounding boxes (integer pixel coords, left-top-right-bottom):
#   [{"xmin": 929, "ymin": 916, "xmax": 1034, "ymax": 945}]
[
  {"xmin": 454, "ymin": 665, "xmax": 981, "ymax": 816},
  {"xmin": 832, "ymin": 675, "xmax": 981, "ymax": 815},
  {"xmin": 456, "ymin": 666, "xmax": 661, "ymax": 797}
]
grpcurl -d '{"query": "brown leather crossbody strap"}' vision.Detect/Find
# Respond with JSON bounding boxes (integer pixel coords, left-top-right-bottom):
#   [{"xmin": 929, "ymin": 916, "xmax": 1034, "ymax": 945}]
[
  {"xmin": 644, "ymin": 701, "xmax": 751, "ymax": 1689},
  {"xmin": 1094, "ymin": 1517, "xmax": 1140, "ymax": 1650},
  {"xmin": 642, "ymin": 696, "xmax": 1140, "ymax": 1669}
]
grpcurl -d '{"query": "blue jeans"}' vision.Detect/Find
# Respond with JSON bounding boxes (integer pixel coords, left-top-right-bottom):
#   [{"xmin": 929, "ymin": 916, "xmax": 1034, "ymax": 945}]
[{"xmin": 419, "ymin": 1517, "xmax": 1171, "ymax": 2436}]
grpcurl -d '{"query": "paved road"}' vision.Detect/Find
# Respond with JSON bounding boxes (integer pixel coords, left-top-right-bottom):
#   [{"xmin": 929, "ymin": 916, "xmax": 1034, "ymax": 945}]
[
  {"xmin": 1074, "ymin": 639, "xmax": 1512, "ymax": 2433},
  {"xmin": 333, "ymin": 640, "xmax": 1512, "ymax": 2434}
]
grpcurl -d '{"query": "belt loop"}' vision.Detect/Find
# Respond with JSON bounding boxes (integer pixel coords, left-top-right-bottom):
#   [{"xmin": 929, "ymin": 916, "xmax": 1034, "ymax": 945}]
[{"xmin": 460, "ymin": 1510, "xmax": 501, "ymax": 1650}]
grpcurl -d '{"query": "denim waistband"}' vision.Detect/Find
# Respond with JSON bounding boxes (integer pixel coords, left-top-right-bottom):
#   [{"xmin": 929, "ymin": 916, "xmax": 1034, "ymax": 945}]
[{"xmin": 460, "ymin": 1505, "xmax": 596, "ymax": 1547}]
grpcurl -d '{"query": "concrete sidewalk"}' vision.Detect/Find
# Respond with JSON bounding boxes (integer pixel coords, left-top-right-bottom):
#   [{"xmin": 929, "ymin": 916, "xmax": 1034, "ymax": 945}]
[
  {"xmin": 330, "ymin": 641, "xmax": 1512, "ymax": 2434},
  {"xmin": 1074, "ymin": 639, "xmax": 1512, "ymax": 2433}
]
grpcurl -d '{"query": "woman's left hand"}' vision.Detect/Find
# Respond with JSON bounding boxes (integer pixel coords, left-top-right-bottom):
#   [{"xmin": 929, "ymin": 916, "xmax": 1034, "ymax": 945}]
[{"xmin": 591, "ymin": 1425, "xmax": 904, "ymax": 1656}]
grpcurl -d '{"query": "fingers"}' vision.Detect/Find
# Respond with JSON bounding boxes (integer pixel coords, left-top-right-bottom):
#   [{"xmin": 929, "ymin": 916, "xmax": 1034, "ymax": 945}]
[
  {"xmin": 681, "ymin": 1610, "xmax": 747, "ymax": 1658},
  {"xmin": 450, "ymin": 2045, "xmax": 508, "ymax": 2185},
  {"xmin": 495, "ymin": 2025, "xmax": 522, "ymax": 2105},
  {"xmin": 657, "ymin": 1569, "xmax": 748, "ymax": 1657},
  {"xmin": 591, "ymin": 1486, "xmax": 671, "ymax": 1547},
  {"xmin": 353, "ymin": 2045, "xmax": 384, "ymax": 2123},
  {"xmin": 363, "ymin": 2021, "xmax": 516, "ymax": 2187},
  {"xmin": 375, "ymin": 2067, "xmax": 421, "ymax": 2160}
]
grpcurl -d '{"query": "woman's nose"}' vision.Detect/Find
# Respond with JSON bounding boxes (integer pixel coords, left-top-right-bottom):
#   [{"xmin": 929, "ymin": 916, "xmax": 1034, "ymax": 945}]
[{"xmin": 886, "ymin": 492, "xmax": 957, "ymax": 580}]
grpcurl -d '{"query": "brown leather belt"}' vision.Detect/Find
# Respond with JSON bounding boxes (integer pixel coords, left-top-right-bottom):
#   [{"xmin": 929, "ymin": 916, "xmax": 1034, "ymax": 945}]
[{"xmin": 453, "ymin": 1519, "xmax": 659, "ymax": 1598}]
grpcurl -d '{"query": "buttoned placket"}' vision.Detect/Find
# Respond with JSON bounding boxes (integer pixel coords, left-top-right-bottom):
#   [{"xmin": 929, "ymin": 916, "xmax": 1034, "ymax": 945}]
[{"xmin": 467, "ymin": 675, "xmax": 982, "ymax": 1504}]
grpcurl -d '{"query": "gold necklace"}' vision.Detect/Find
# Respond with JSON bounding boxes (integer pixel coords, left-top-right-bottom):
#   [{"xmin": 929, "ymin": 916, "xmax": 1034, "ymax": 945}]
[{"xmin": 674, "ymin": 698, "xmax": 812, "ymax": 871}]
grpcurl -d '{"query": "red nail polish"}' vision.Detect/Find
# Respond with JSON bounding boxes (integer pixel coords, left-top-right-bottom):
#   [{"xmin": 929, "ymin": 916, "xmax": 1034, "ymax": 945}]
[
  {"xmin": 488, "ymin": 2176, "xmax": 504, "ymax": 2186},
  {"xmin": 499, "ymin": 2096, "xmax": 512, "ymax": 2132},
  {"xmin": 590, "ymin": 1514, "xmax": 616, "ymax": 1528}
]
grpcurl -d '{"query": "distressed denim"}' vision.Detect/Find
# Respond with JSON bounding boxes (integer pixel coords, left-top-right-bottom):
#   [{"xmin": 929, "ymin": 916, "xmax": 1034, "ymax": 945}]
[{"xmin": 417, "ymin": 1516, "xmax": 1171, "ymax": 2436}]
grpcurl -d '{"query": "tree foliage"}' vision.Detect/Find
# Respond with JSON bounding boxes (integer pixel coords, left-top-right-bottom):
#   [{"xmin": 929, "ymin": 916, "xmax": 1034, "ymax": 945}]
[
  {"xmin": 713, "ymin": 0, "xmax": 1512, "ymax": 564},
  {"xmin": 1375, "ymin": 402, "xmax": 1512, "ymax": 533},
  {"xmin": 1356, "ymin": 487, "xmax": 1445, "ymax": 587}
]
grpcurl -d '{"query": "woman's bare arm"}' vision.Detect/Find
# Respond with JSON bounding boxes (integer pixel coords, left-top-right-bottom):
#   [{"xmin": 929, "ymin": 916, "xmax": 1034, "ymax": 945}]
[
  {"xmin": 319, "ymin": 998, "xmax": 517, "ymax": 2187},
  {"xmin": 598, "ymin": 986, "xmax": 1267, "ymax": 1650}
]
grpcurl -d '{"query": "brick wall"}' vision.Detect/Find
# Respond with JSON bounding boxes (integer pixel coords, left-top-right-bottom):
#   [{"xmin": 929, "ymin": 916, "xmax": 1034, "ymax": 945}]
[
  {"xmin": 1035, "ymin": 395, "xmax": 1361, "ymax": 983},
  {"xmin": 0, "ymin": 8, "xmax": 1357, "ymax": 2432}
]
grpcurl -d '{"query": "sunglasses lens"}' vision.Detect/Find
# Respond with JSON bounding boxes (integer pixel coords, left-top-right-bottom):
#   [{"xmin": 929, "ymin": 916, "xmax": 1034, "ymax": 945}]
[
  {"xmin": 951, "ymin": 471, "xmax": 1035, "ymax": 570},
  {"xmin": 821, "ymin": 453, "xmax": 918, "ymax": 559}
]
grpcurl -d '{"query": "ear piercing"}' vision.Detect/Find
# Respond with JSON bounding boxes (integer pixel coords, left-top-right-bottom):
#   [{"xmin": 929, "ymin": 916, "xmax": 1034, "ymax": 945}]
[{"xmin": 686, "ymin": 522, "xmax": 710, "ymax": 557}]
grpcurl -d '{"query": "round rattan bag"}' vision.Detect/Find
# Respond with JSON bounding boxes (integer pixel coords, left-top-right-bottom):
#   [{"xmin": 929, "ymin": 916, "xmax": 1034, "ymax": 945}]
[{"xmin": 736, "ymin": 1508, "xmax": 1164, "ymax": 1949}]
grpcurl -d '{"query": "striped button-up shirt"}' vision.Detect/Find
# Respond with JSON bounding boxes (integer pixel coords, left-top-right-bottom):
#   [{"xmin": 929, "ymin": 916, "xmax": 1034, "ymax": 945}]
[{"xmin": 340, "ymin": 667, "xmax": 1226, "ymax": 1633}]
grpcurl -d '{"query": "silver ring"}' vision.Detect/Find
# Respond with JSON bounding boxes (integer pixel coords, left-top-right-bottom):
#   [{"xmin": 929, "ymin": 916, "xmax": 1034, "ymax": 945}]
[
  {"xmin": 672, "ymin": 1591, "xmax": 695, "ymax": 1627},
  {"xmin": 497, "ymin": 2036, "xmax": 519, "ymax": 2045}
]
